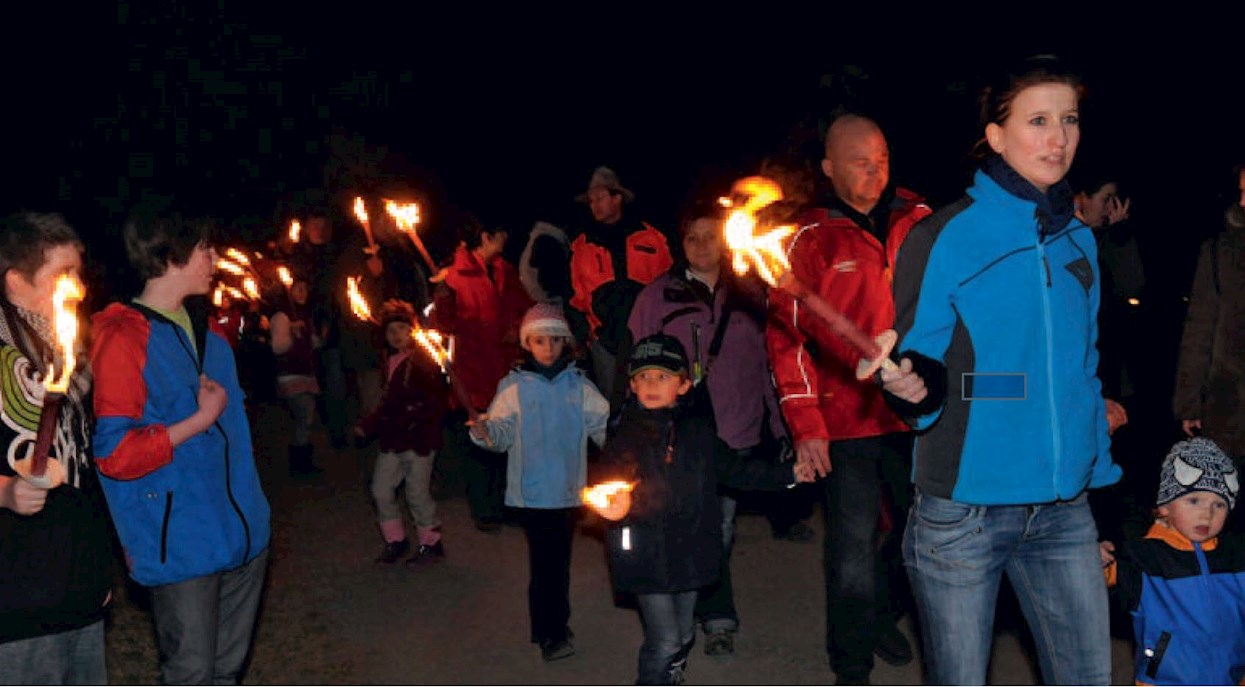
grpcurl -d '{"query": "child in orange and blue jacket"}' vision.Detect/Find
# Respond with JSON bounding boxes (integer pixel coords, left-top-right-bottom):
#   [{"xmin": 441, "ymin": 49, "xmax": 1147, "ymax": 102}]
[{"xmin": 1100, "ymin": 437, "xmax": 1245, "ymax": 685}]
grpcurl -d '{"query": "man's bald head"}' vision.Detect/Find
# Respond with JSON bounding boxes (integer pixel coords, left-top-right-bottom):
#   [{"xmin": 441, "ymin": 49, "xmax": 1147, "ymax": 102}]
[{"xmin": 822, "ymin": 115, "xmax": 890, "ymax": 215}]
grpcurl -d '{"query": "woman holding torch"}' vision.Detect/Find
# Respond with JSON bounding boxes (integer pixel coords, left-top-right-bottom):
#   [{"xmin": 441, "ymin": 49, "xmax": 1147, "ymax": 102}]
[
  {"xmin": 430, "ymin": 212, "xmax": 531, "ymax": 531},
  {"xmin": 880, "ymin": 55, "xmax": 1120, "ymax": 685}
]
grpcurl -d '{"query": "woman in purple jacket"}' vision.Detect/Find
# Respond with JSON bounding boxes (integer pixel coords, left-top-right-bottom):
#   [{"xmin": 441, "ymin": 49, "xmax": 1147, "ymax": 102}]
[{"xmin": 625, "ymin": 199, "xmax": 791, "ymax": 656}]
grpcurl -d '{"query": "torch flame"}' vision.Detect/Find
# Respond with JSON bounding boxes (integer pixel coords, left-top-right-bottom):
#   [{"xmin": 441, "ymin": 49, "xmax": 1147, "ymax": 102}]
[
  {"xmin": 346, "ymin": 276, "xmax": 375, "ymax": 323},
  {"xmin": 277, "ymin": 266, "xmax": 293, "ymax": 288},
  {"xmin": 353, "ymin": 197, "xmax": 369, "ymax": 226},
  {"xmin": 722, "ymin": 176, "xmax": 796, "ymax": 287},
  {"xmin": 385, "ymin": 200, "xmax": 421, "ymax": 234},
  {"xmin": 44, "ymin": 275, "xmax": 84, "ymax": 393},
  {"xmin": 215, "ymin": 259, "xmax": 245, "ymax": 276},
  {"xmin": 212, "ymin": 284, "xmax": 226, "ymax": 308},
  {"xmin": 289, "ymin": 220, "xmax": 301, "ymax": 243},
  {"xmin": 224, "ymin": 248, "xmax": 251, "ymax": 266},
  {"xmin": 581, "ymin": 481, "xmax": 635, "ymax": 510},
  {"xmin": 411, "ymin": 327, "xmax": 451, "ymax": 373},
  {"xmin": 242, "ymin": 277, "xmax": 260, "ymax": 301}
]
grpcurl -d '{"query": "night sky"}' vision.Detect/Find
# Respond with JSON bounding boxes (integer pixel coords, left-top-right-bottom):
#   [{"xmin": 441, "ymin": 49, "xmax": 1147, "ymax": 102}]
[{"xmin": 4, "ymin": 6, "xmax": 1242, "ymax": 308}]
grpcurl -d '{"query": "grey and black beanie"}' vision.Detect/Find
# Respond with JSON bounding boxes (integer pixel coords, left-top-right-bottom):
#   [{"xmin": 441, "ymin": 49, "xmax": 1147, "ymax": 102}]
[{"xmin": 1156, "ymin": 437, "xmax": 1239, "ymax": 510}]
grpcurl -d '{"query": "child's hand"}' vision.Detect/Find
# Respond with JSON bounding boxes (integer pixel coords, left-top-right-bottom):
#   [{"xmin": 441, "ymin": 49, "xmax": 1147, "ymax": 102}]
[
  {"xmin": 1106, "ymin": 398, "xmax": 1128, "ymax": 435},
  {"xmin": 792, "ymin": 461, "xmax": 816, "ymax": 483},
  {"xmin": 468, "ymin": 414, "xmax": 489, "ymax": 442},
  {"xmin": 1099, "ymin": 540, "xmax": 1116, "ymax": 568},
  {"xmin": 196, "ymin": 375, "xmax": 228, "ymax": 426}
]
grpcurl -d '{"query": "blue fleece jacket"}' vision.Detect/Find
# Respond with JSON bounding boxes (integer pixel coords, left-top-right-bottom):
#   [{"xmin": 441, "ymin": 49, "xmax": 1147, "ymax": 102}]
[{"xmin": 891, "ymin": 165, "xmax": 1120, "ymax": 504}]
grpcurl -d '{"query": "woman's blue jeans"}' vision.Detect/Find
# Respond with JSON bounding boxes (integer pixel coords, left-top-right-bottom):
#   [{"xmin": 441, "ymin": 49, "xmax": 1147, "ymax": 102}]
[{"xmin": 903, "ymin": 489, "xmax": 1111, "ymax": 685}]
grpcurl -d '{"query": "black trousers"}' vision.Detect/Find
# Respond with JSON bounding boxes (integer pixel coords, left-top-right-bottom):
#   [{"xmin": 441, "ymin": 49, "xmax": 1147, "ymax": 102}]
[
  {"xmin": 518, "ymin": 507, "xmax": 577, "ymax": 645},
  {"xmin": 821, "ymin": 433, "xmax": 913, "ymax": 677}
]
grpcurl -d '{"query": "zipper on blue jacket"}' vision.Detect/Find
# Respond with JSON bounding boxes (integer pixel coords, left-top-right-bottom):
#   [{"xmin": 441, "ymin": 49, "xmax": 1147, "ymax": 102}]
[
  {"xmin": 160, "ymin": 491, "xmax": 173, "ymax": 563},
  {"xmin": 166, "ymin": 316, "xmax": 254, "ymax": 561},
  {"xmin": 1036, "ymin": 241, "xmax": 1061, "ymax": 494}
]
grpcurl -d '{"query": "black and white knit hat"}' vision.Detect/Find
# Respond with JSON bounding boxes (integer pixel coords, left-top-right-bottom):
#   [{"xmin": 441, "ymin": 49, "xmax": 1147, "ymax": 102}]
[{"xmin": 1156, "ymin": 437, "xmax": 1239, "ymax": 510}]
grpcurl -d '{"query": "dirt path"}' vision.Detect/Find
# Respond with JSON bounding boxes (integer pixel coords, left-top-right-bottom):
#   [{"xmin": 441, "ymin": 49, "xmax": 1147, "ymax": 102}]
[{"xmin": 104, "ymin": 402, "xmax": 1135, "ymax": 684}]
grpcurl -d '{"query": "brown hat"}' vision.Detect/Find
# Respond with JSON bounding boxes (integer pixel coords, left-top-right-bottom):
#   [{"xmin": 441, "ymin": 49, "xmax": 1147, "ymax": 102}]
[{"xmin": 574, "ymin": 166, "xmax": 635, "ymax": 204}]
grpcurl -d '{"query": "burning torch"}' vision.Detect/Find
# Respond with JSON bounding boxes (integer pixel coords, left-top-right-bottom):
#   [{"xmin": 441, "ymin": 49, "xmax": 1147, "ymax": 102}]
[
  {"xmin": 27, "ymin": 275, "xmax": 84, "ymax": 485},
  {"xmin": 582, "ymin": 480, "xmax": 635, "ymax": 521},
  {"xmin": 723, "ymin": 176, "xmax": 897, "ymax": 381},
  {"xmin": 384, "ymin": 200, "xmax": 439, "ymax": 276},
  {"xmin": 344, "ymin": 278, "xmax": 478, "ymax": 422},
  {"xmin": 353, "ymin": 196, "xmax": 379, "ymax": 256}
]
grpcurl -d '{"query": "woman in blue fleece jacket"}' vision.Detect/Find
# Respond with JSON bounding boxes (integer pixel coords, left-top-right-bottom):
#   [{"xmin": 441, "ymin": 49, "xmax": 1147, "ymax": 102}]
[{"xmin": 880, "ymin": 55, "xmax": 1122, "ymax": 685}]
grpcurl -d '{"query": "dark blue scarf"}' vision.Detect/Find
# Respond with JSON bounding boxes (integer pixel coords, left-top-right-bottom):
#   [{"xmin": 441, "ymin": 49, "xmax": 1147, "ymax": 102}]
[{"xmin": 981, "ymin": 154, "xmax": 1076, "ymax": 238}]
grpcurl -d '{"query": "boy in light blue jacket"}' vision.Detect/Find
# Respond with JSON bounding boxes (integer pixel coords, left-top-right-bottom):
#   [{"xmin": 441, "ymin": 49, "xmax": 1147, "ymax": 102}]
[{"xmin": 470, "ymin": 302, "xmax": 609, "ymax": 662}]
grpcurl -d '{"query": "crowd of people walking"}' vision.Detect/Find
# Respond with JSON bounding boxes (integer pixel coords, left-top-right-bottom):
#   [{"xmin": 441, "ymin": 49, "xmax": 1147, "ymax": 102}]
[{"xmin": 3, "ymin": 53, "xmax": 1245, "ymax": 686}]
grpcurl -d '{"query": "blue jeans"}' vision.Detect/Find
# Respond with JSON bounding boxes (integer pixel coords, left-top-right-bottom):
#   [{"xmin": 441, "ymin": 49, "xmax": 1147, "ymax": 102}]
[
  {"xmin": 635, "ymin": 591, "xmax": 697, "ymax": 685},
  {"xmin": 903, "ymin": 490, "xmax": 1110, "ymax": 685}
]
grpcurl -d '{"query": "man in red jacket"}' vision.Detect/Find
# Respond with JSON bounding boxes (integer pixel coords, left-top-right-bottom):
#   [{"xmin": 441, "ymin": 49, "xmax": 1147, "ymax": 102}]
[
  {"xmin": 569, "ymin": 166, "xmax": 672, "ymax": 404},
  {"xmin": 766, "ymin": 114, "xmax": 930, "ymax": 685}
]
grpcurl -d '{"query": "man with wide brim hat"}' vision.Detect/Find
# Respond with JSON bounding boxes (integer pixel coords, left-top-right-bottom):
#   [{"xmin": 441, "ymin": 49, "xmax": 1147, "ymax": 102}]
[
  {"xmin": 575, "ymin": 166, "xmax": 636, "ymax": 204},
  {"xmin": 567, "ymin": 165, "xmax": 672, "ymax": 406}
]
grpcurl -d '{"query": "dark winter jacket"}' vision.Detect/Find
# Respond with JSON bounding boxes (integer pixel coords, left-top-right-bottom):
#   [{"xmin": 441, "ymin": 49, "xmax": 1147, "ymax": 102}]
[
  {"xmin": 594, "ymin": 398, "xmax": 794, "ymax": 594},
  {"xmin": 1172, "ymin": 206, "xmax": 1245, "ymax": 456},
  {"xmin": 357, "ymin": 350, "xmax": 448, "ymax": 454},
  {"xmin": 0, "ymin": 300, "xmax": 113, "ymax": 643}
]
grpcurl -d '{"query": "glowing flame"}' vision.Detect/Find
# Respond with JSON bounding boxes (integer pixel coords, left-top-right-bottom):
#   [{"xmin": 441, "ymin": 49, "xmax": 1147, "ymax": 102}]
[
  {"xmin": 215, "ymin": 259, "xmax": 245, "ymax": 276},
  {"xmin": 385, "ymin": 200, "xmax": 421, "ymax": 234},
  {"xmin": 224, "ymin": 285, "xmax": 245, "ymax": 301},
  {"xmin": 354, "ymin": 196, "xmax": 377, "ymax": 251},
  {"xmin": 212, "ymin": 285, "xmax": 226, "ymax": 308},
  {"xmin": 346, "ymin": 276, "xmax": 375, "ymax": 323},
  {"xmin": 277, "ymin": 266, "xmax": 293, "ymax": 287},
  {"xmin": 581, "ymin": 481, "xmax": 635, "ymax": 510},
  {"xmin": 44, "ymin": 275, "xmax": 84, "ymax": 393},
  {"xmin": 411, "ymin": 326, "xmax": 451, "ymax": 373},
  {"xmin": 242, "ymin": 277, "xmax": 260, "ymax": 301},
  {"xmin": 224, "ymin": 248, "xmax": 251, "ymax": 266},
  {"xmin": 721, "ymin": 176, "xmax": 796, "ymax": 287},
  {"xmin": 289, "ymin": 220, "xmax": 301, "ymax": 243}
]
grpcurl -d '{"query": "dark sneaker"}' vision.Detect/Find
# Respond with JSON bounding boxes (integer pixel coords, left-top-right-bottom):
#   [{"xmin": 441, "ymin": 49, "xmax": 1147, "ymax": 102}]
[
  {"xmin": 474, "ymin": 518, "xmax": 502, "ymax": 533},
  {"xmin": 405, "ymin": 541, "xmax": 446, "ymax": 565},
  {"xmin": 873, "ymin": 622, "xmax": 913, "ymax": 666},
  {"xmin": 374, "ymin": 539, "xmax": 410, "ymax": 565},
  {"xmin": 540, "ymin": 638, "xmax": 575, "ymax": 662},
  {"xmin": 703, "ymin": 630, "xmax": 735, "ymax": 656}
]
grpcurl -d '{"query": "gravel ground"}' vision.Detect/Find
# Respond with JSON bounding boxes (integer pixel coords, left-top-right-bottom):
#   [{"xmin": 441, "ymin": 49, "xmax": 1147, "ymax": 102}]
[{"xmin": 102, "ymin": 401, "xmax": 1136, "ymax": 685}]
